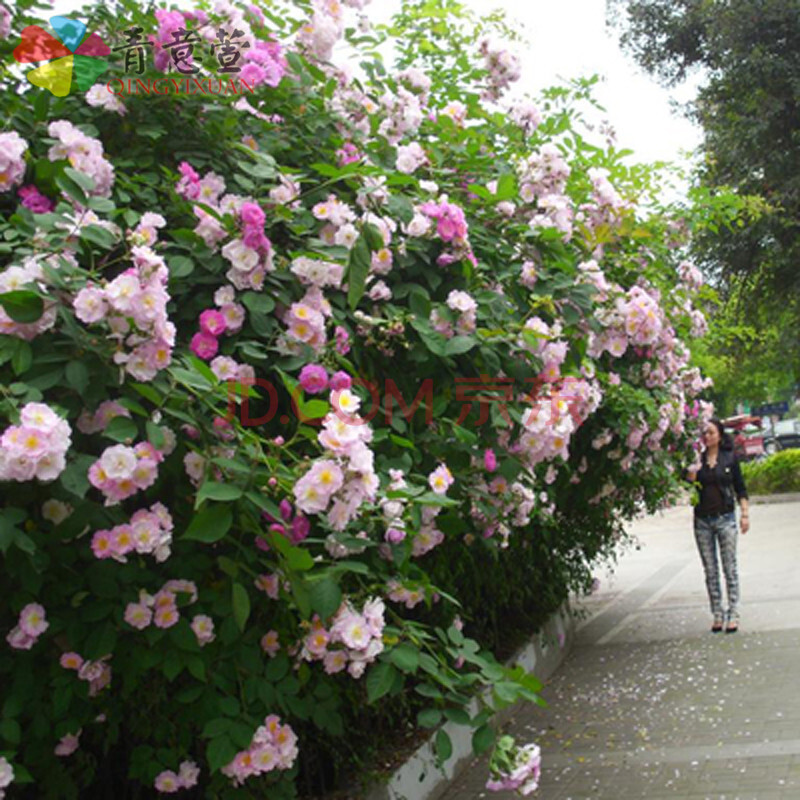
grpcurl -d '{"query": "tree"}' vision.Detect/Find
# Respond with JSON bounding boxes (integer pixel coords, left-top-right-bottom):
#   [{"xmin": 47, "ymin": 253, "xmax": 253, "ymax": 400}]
[
  {"xmin": 613, "ymin": 0, "xmax": 800, "ymax": 290},
  {"xmin": 691, "ymin": 286, "xmax": 799, "ymax": 415},
  {"xmin": 612, "ymin": 0, "xmax": 800, "ymax": 404}
]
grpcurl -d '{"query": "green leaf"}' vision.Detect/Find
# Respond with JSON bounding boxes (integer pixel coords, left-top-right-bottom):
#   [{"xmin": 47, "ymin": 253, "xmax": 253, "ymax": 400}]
[
  {"xmin": 434, "ymin": 729, "xmax": 453, "ymax": 764},
  {"xmin": 176, "ymin": 685, "xmax": 204, "ymax": 704},
  {"xmin": 104, "ymin": 416, "xmax": 138, "ymax": 442},
  {"xmin": 286, "ymin": 543, "xmax": 315, "ymax": 571},
  {"xmin": 242, "ymin": 292, "xmax": 276, "ymax": 315},
  {"xmin": 168, "ymin": 255, "xmax": 195, "ymax": 278},
  {"xmin": 0, "ymin": 508, "xmax": 27, "ymax": 555},
  {"xmin": 87, "ymin": 195, "xmax": 115, "ymax": 213},
  {"xmin": 417, "ymin": 708, "xmax": 442, "ymax": 728},
  {"xmin": 347, "ymin": 235, "xmax": 371, "ymax": 310},
  {"xmin": 232, "ymin": 583, "xmax": 251, "ymax": 632},
  {"xmin": 196, "ymin": 481, "xmax": 243, "ymax": 506},
  {"xmin": 494, "ymin": 173, "xmax": 517, "ymax": 201},
  {"xmin": 211, "ymin": 457, "xmax": 251, "ymax": 475},
  {"xmin": 270, "ymin": 530, "xmax": 315, "ymax": 571},
  {"xmin": 265, "ymin": 653, "xmax": 290, "ymax": 682},
  {"xmin": 207, "ymin": 735, "xmax": 237, "ymax": 773},
  {"xmin": 162, "ymin": 649, "xmax": 183, "ymax": 681},
  {"xmin": 171, "ymin": 366, "xmax": 212, "ymax": 391},
  {"xmin": 444, "ymin": 707, "xmax": 471, "ymax": 725},
  {"xmin": 64, "ymin": 167, "xmax": 96, "ymax": 192},
  {"xmin": 309, "ymin": 162, "xmax": 342, "ymax": 177},
  {"xmin": 408, "ymin": 289, "xmax": 431, "ymax": 319},
  {"xmin": 184, "ymin": 504, "xmax": 233, "ymax": 543},
  {"xmin": 444, "ymin": 335, "xmax": 476, "ymax": 356},
  {"xmin": 11, "ymin": 341, "xmax": 33, "ymax": 376},
  {"xmin": 389, "ymin": 643, "xmax": 420, "ymax": 673},
  {"xmin": 245, "ymin": 491, "xmax": 283, "ymax": 520},
  {"xmin": 0, "ymin": 719, "xmax": 21, "ymax": 746},
  {"xmin": 80, "ymin": 224, "xmax": 118, "ymax": 249},
  {"xmin": 387, "ymin": 194, "xmax": 415, "ymax": 223},
  {"xmin": 331, "ymin": 559, "xmax": 371, "ymax": 576},
  {"xmin": 308, "ymin": 576, "xmax": 342, "ymax": 620},
  {"xmin": 313, "ymin": 706, "xmax": 344, "ymax": 736},
  {"xmin": 416, "ymin": 492, "xmax": 460, "ymax": 506},
  {"xmin": 472, "ymin": 723, "xmax": 495, "ymax": 754},
  {"xmin": 11, "ymin": 531, "xmax": 35, "ymax": 556},
  {"xmin": 465, "ymin": 183, "xmax": 493, "ymax": 200},
  {"xmin": 65, "ymin": 360, "xmax": 89, "ymax": 393},
  {"xmin": 450, "ymin": 423, "xmax": 478, "ymax": 445},
  {"xmin": 0, "ymin": 291, "xmax": 44, "ymax": 324},
  {"xmin": 300, "ymin": 399, "xmax": 329, "ymax": 420},
  {"xmin": 292, "ymin": 573, "xmax": 317, "ymax": 628},
  {"xmin": 363, "ymin": 222, "xmax": 385, "ymax": 251},
  {"xmin": 202, "ymin": 718, "xmax": 232, "ymax": 739},
  {"xmin": 131, "ymin": 382, "xmax": 163, "ymax": 406},
  {"xmin": 219, "ymin": 696, "xmax": 241, "ymax": 717},
  {"xmin": 145, "ymin": 421, "xmax": 166, "ymax": 450},
  {"xmin": 366, "ymin": 661, "xmax": 397, "ymax": 703},
  {"xmin": 229, "ymin": 721, "xmax": 256, "ymax": 749},
  {"xmin": 55, "ymin": 170, "xmax": 88, "ymax": 205},
  {"xmin": 60, "ymin": 455, "xmax": 95, "ymax": 499},
  {"xmin": 187, "ymin": 356, "xmax": 218, "ymax": 385},
  {"xmin": 33, "ymin": 90, "xmax": 51, "ymax": 122},
  {"xmin": 493, "ymin": 681, "xmax": 520, "ymax": 704},
  {"xmin": 447, "ymin": 625, "xmax": 465, "ymax": 646},
  {"xmin": 409, "ymin": 317, "xmax": 448, "ymax": 356},
  {"xmin": 217, "ymin": 556, "xmax": 239, "ymax": 579},
  {"xmin": 83, "ymin": 622, "xmax": 117, "ymax": 660}
]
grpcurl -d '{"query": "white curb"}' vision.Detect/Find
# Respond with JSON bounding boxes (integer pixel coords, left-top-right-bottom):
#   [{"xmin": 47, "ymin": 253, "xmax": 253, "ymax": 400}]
[{"xmin": 365, "ymin": 604, "xmax": 575, "ymax": 800}]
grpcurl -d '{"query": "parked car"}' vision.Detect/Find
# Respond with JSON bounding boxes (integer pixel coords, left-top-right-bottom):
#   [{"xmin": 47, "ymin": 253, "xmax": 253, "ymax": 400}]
[
  {"xmin": 722, "ymin": 415, "xmax": 767, "ymax": 461},
  {"xmin": 764, "ymin": 419, "xmax": 800, "ymax": 453}
]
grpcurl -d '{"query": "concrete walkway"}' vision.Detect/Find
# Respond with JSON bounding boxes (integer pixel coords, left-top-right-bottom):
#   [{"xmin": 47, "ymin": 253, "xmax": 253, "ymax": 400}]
[{"xmin": 440, "ymin": 501, "xmax": 800, "ymax": 800}]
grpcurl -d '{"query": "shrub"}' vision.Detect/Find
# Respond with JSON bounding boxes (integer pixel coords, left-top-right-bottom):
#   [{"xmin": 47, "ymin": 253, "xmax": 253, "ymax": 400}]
[
  {"xmin": 742, "ymin": 450, "xmax": 800, "ymax": 494},
  {"xmin": 0, "ymin": 0, "xmax": 712, "ymax": 796}
]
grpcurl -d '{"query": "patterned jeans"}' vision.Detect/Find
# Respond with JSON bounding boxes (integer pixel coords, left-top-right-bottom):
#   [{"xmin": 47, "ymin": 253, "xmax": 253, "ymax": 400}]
[{"xmin": 694, "ymin": 511, "xmax": 740, "ymax": 622}]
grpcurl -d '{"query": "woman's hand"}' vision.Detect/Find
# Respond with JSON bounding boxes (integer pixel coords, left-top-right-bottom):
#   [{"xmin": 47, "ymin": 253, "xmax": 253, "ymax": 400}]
[{"xmin": 740, "ymin": 514, "xmax": 750, "ymax": 534}]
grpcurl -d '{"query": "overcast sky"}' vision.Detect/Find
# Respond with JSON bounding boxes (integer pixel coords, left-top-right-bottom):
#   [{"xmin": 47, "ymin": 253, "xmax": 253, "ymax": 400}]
[
  {"xmin": 368, "ymin": 0, "xmax": 703, "ymax": 168},
  {"xmin": 48, "ymin": 0, "xmax": 703, "ymax": 171}
]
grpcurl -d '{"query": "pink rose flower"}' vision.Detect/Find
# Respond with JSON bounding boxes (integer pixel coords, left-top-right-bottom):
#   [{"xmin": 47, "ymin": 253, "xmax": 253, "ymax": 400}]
[
  {"xmin": 299, "ymin": 364, "xmax": 328, "ymax": 394},
  {"xmin": 199, "ymin": 309, "xmax": 227, "ymax": 337},
  {"xmin": 190, "ymin": 332, "xmax": 219, "ymax": 360},
  {"xmin": 329, "ymin": 371, "xmax": 352, "ymax": 391}
]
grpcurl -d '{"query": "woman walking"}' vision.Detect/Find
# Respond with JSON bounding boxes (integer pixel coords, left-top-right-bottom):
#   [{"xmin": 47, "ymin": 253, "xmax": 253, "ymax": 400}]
[{"xmin": 687, "ymin": 418, "xmax": 750, "ymax": 633}]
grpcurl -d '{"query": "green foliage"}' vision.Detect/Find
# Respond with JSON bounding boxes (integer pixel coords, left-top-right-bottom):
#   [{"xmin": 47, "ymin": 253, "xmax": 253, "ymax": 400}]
[
  {"xmin": 741, "ymin": 450, "xmax": 800, "ymax": 494},
  {"xmin": 613, "ymin": 0, "xmax": 800, "ymax": 334},
  {"xmin": 0, "ymin": 0, "xmax": 712, "ymax": 796},
  {"xmin": 689, "ymin": 283, "xmax": 799, "ymax": 415}
]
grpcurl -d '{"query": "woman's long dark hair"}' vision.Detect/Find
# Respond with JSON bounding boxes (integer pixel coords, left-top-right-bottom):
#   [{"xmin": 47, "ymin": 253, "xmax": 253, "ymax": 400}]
[{"xmin": 708, "ymin": 417, "xmax": 735, "ymax": 451}]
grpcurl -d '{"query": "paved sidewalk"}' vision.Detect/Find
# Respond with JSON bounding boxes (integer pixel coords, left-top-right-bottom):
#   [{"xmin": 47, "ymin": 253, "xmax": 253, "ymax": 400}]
[{"xmin": 440, "ymin": 501, "xmax": 800, "ymax": 800}]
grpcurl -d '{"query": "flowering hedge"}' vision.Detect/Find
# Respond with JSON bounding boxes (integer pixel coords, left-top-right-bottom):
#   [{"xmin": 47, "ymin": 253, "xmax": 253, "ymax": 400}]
[{"xmin": 0, "ymin": 0, "xmax": 712, "ymax": 796}]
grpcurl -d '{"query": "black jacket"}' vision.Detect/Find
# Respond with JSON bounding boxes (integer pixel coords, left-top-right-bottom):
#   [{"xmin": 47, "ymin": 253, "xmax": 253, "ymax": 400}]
[{"xmin": 691, "ymin": 448, "xmax": 748, "ymax": 517}]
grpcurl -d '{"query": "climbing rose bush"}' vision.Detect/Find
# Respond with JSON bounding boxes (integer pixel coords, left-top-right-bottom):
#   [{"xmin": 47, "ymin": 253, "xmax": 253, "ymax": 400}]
[
  {"xmin": 486, "ymin": 736, "xmax": 542, "ymax": 796},
  {"xmin": 0, "ymin": 0, "xmax": 715, "ymax": 796}
]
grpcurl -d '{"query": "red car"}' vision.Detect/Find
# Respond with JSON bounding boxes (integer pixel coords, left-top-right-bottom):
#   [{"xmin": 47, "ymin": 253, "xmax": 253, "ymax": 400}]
[{"xmin": 722, "ymin": 415, "xmax": 766, "ymax": 461}]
